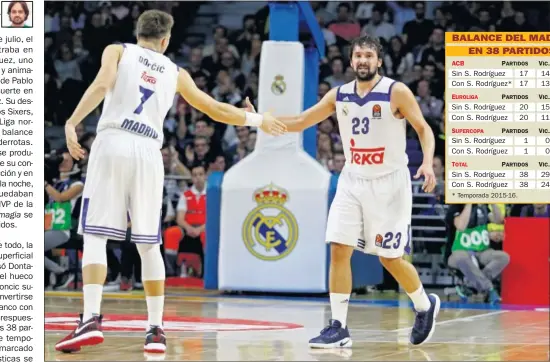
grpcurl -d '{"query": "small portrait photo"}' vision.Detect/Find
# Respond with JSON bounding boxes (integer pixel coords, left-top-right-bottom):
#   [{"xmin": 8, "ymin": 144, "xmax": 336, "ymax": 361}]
[{"xmin": 1, "ymin": 1, "xmax": 33, "ymax": 28}]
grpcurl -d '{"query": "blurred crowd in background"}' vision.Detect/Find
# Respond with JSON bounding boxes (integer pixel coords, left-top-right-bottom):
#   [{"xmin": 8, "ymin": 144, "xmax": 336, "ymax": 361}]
[{"xmin": 44, "ymin": 1, "xmax": 549, "ymax": 297}]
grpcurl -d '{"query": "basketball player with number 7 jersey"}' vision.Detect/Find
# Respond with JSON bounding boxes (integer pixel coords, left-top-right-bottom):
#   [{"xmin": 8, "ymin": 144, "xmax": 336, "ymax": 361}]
[
  {"xmin": 278, "ymin": 35, "xmax": 439, "ymax": 348},
  {"xmin": 56, "ymin": 9, "xmax": 286, "ymax": 355}
]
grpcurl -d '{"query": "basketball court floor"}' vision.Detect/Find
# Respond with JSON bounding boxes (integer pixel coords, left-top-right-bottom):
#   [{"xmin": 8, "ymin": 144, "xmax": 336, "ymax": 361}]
[{"xmin": 44, "ymin": 290, "xmax": 549, "ymax": 361}]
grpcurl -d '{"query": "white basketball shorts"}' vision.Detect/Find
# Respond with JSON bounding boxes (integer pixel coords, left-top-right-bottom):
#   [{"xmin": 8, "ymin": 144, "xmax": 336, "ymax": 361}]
[
  {"xmin": 78, "ymin": 130, "xmax": 164, "ymax": 243},
  {"xmin": 325, "ymin": 167, "xmax": 412, "ymax": 258}
]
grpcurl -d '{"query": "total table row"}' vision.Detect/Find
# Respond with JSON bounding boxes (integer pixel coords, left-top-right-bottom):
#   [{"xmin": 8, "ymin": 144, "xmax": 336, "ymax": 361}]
[
  {"xmin": 447, "ymin": 170, "xmax": 550, "ymax": 180},
  {"xmin": 448, "ymin": 180, "xmax": 550, "ymax": 190},
  {"xmin": 448, "ymin": 136, "xmax": 550, "ymax": 146},
  {"xmin": 448, "ymin": 146, "xmax": 550, "ymax": 156}
]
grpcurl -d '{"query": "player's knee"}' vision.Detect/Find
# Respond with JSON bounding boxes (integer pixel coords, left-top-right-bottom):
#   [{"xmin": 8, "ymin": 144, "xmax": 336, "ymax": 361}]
[
  {"xmin": 330, "ymin": 242, "xmax": 353, "ymax": 263},
  {"xmin": 81, "ymin": 234, "xmax": 108, "ymax": 268},
  {"xmin": 136, "ymin": 243, "xmax": 158, "ymax": 258},
  {"xmin": 136, "ymin": 243, "xmax": 165, "ymax": 281}
]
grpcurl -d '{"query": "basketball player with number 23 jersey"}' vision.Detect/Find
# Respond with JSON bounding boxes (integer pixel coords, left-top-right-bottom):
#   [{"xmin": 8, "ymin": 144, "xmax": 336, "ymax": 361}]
[
  {"xmin": 255, "ymin": 35, "xmax": 439, "ymax": 348},
  {"xmin": 56, "ymin": 10, "xmax": 286, "ymax": 355}
]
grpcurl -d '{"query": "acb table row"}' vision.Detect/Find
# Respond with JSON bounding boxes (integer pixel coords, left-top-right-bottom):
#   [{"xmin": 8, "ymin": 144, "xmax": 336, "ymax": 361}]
[
  {"xmin": 448, "ymin": 79, "xmax": 550, "ymax": 88},
  {"xmin": 449, "ymin": 69, "xmax": 550, "ymax": 79}
]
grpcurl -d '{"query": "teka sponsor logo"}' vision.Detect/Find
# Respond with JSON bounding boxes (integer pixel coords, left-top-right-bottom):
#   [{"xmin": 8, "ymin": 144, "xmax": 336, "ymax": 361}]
[
  {"xmin": 141, "ymin": 71, "xmax": 157, "ymax": 84},
  {"xmin": 350, "ymin": 139, "xmax": 385, "ymax": 165}
]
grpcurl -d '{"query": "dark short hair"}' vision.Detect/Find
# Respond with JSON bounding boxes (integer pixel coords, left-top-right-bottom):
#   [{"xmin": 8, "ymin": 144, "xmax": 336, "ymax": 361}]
[
  {"xmin": 191, "ymin": 161, "xmax": 206, "ymax": 172},
  {"xmin": 8, "ymin": 1, "xmax": 29, "ymax": 20},
  {"xmin": 338, "ymin": 3, "xmax": 351, "ymax": 12},
  {"xmin": 136, "ymin": 10, "xmax": 174, "ymax": 40},
  {"xmin": 213, "ymin": 25, "xmax": 227, "ymax": 36},
  {"xmin": 348, "ymin": 35, "xmax": 383, "ymax": 59},
  {"xmin": 243, "ymin": 14, "xmax": 255, "ymax": 25}
]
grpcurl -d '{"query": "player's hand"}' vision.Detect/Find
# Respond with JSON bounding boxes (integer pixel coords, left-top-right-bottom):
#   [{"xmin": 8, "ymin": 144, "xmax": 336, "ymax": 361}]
[
  {"xmin": 243, "ymin": 97, "xmax": 256, "ymax": 113},
  {"xmin": 65, "ymin": 123, "xmax": 85, "ymax": 160},
  {"xmin": 242, "ymin": 97, "xmax": 286, "ymax": 135},
  {"xmin": 414, "ymin": 163, "xmax": 436, "ymax": 193},
  {"xmin": 260, "ymin": 112, "xmax": 287, "ymax": 136}
]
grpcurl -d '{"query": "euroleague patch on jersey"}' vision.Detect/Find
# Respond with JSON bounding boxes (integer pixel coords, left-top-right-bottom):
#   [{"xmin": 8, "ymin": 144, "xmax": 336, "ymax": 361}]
[
  {"xmin": 44, "ymin": 313, "xmax": 303, "ymax": 332},
  {"xmin": 375, "ymin": 234, "xmax": 383, "ymax": 247},
  {"xmin": 372, "ymin": 104, "xmax": 382, "ymax": 118}
]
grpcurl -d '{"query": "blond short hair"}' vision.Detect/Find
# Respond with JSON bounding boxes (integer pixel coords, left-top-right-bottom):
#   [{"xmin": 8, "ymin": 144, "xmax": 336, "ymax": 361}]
[{"xmin": 136, "ymin": 10, "xmax": 174, "ymax": 40}]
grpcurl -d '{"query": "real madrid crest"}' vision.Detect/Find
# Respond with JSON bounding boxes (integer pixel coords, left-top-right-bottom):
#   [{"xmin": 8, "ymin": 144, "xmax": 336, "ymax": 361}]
[
  {"xmin": 271, "ymin": 74, "xmax": 287, "ymax": 95},
  {"xmin": 242, "ymin": 184, "xmax": 298, "ymax": 261},
  {"xmin": 342, "ymin": 105, "xmax": 349, "ymax": 116}
]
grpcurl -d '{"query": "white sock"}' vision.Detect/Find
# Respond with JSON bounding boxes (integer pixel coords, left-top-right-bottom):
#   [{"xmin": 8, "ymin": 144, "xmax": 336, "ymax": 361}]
[
  {"xmin": 330, "ymin": 293, "xmax": 350, "ymax": 328},
  {"xmin": 82, "ymin": 284, "xmax": 103, "ymax": 321},
  {"xmin": 407, "ymin": 286, "xmax": 431, "ymax": 312},
  {"xmin": 146, "ymin": 296, "xmax": 164, "ymax": 328}
]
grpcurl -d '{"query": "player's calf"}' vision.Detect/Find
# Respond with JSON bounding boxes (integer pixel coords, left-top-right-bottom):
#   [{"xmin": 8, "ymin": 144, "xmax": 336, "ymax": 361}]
[{"xmin": 55, "ymin": 314, "xmax": 104, "ymax": 353}]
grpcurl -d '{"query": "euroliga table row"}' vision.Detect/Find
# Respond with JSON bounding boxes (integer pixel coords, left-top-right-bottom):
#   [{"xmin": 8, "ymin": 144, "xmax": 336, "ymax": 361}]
[
  {"xmin": 448, "ymin": 136, "xmax": 550, "ymax": 146},
  {"xmin": 447, "ymin": 113, "xmax": 550, "ymax": 122},
  {"xmin": 447, "ymin": 146, "xmax": 550, "ymax": 156},
  {"xmin": 447, "ymin": 103, "xmax": 550, "ymax": 112},
  {"xmin": 447, "ymin": 180, "xmax": 550, "ymax": 190},
  {"xmin": 448, "ymin": 69, "xmax": 550, "ymax": 78},
  {"xmin": 447, "ymin": 170, "xmax": 550, "ymax": 180}
]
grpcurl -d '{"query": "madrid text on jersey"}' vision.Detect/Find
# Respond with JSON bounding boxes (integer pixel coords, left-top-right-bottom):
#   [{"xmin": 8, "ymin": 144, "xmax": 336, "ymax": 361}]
[{"xmin": 121, "ymin": 118, "xmax": 159, "ymax": 139}]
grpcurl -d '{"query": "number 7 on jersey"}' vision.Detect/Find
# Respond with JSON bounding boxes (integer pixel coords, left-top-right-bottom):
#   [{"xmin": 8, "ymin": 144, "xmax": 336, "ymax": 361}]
[{"xmin": 134, "ymin": 86, "xmax": 155, "ymax": 115}]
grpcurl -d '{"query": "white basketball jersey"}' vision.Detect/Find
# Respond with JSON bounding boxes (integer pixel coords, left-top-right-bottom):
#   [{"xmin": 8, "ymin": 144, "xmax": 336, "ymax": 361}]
[
  {"xmin": 335, "ymin": 76, "xmax": 408, "ymax": 179},
  {"xmin": 96, "ymin": 43, "xmax": 178, "ymax": 147}
]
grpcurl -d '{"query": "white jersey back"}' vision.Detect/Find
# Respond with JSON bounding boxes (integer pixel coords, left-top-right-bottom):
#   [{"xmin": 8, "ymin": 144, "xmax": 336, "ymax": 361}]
[
  {"xmin": 96, "ymin": 43, "xmax": 178, "ymax": 147},
  {"xmin": 335, "ymin": 76, "xmax": 408, "ymax": 179}
]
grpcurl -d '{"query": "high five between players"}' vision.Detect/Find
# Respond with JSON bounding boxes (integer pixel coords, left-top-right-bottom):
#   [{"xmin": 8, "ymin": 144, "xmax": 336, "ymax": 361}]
[{"xmin": 61, "ymin": 7, "xmax": 438, "ymax": 353}]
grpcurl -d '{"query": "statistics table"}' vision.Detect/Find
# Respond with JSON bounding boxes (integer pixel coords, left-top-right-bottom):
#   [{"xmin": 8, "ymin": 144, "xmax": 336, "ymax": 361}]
[{"xmin": 445, "ymin": 32, "xmax": 550, "ymax": 204}]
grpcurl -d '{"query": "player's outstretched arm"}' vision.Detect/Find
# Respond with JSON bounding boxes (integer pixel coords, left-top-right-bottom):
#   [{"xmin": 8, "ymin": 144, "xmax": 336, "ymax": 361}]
[
  {"xmin": 392, "ymin": 82, "xmax": 437, "ymax": 192},
  {"xmin": 280, "ymin": 88, "xmax": 337, "ymax": 132},
  {"xmin": 65, "ymin": 44, "xmax": 122, "ymax": 127},
  {"xmin": 176, "ymin": 68, "xmax": 286, "ymax": 136},
  {"xmin": 65, "ymin": 44, "xmax": 123, "ymax": 160}
]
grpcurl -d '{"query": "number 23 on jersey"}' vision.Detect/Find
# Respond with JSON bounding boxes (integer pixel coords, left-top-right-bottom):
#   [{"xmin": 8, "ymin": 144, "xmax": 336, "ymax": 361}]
[{"xmin": 352, "ymin": 117, "xmax": 370, "ymax": 135}]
